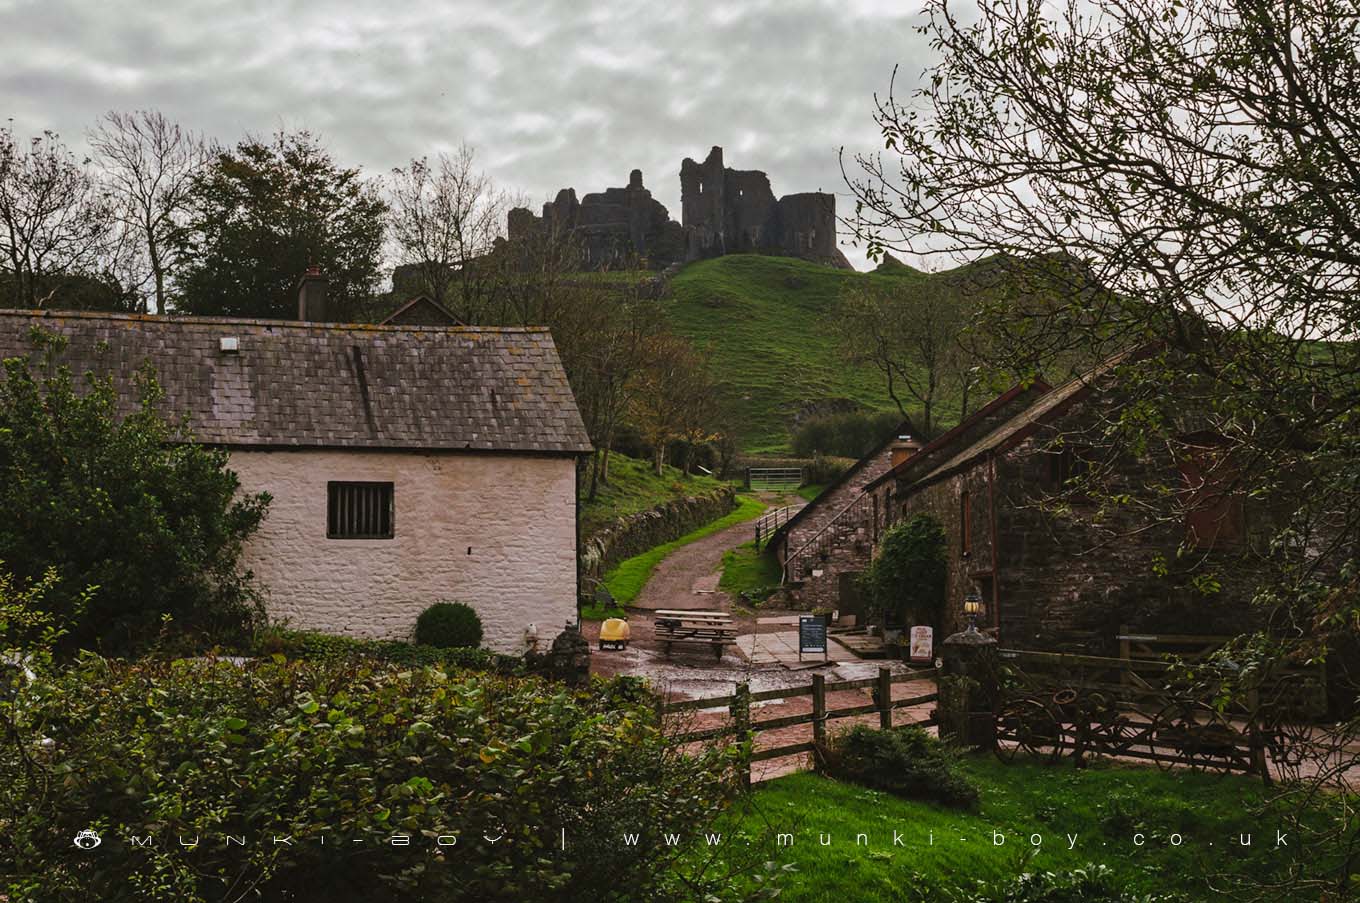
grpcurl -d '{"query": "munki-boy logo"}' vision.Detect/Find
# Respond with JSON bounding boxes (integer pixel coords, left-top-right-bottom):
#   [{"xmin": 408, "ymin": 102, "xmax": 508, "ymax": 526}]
[{"xmin": 73, "ymin": 829, "xmax": 101, "ymax": 850}]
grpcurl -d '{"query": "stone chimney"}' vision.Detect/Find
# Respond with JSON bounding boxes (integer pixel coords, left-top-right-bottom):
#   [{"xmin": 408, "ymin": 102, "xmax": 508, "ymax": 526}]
[
  {"xmin": 297, "ymin": 266, "xmax": 329, "ymax": 322},
  {"xmin": 890, "ymin": 435, "xmax": 924, "ymax": 469}
]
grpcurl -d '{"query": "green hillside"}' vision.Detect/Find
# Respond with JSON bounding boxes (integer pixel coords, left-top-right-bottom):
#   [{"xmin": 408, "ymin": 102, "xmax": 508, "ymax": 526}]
[{"xmin": 664, "ymin": 254, "xmax": 941, "ymax": 454}]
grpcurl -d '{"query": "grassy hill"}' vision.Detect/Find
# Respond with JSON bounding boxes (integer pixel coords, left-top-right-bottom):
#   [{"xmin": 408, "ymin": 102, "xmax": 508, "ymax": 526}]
[{"xmin": 664, "ymin": 254, "xmax": 946, "ymax": 454}]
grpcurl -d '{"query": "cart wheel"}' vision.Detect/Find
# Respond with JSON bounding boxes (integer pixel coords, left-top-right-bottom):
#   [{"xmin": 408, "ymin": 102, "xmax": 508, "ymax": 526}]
[
  {"xmin": 995, "ymin": 697, "xmax": 1061, "ymax": 764},
  {"xmin": 1148, "ymin": 704, "xmax": 1191, "ymax": 772}
]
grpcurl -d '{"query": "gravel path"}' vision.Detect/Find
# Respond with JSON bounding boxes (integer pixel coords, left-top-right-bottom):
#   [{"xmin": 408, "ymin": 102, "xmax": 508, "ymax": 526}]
[{"xmin": 629, "ymin": 518, "xmax": 761, "ymax": 612}]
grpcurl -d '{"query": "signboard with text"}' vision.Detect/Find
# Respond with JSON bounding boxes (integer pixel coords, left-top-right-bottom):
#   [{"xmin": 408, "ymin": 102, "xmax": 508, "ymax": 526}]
[
  {"xmin": 798, "ymin": 616, "xmax": 828, "ymax": 661},
  {"xmin": 909, "ymin": 626, "xmax": 934, "ymax": 663}
]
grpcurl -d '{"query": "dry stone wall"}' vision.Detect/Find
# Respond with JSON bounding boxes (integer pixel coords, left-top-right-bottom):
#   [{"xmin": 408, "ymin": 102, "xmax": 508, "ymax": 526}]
[{"xmin": 579, "ymin": 486, "xmax": 737, "ymax": 584}]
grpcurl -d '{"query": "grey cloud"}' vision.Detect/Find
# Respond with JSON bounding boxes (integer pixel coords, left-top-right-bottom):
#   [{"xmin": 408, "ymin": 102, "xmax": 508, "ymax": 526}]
[{"xmin": 0, "ymin": 0, "xmax": 929, "ymax": 270}]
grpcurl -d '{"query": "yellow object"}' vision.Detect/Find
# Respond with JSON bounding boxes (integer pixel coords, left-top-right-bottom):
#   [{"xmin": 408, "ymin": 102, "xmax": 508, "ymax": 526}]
[{"xmin": 599, "ymin": 618, "xmax": 630, "ymax": 648}]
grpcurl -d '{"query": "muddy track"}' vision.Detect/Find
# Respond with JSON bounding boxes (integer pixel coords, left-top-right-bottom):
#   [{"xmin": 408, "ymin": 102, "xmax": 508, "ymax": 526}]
[{"xmin": 629, "ymin": 519, "xmax": 759, "ymax": 612}]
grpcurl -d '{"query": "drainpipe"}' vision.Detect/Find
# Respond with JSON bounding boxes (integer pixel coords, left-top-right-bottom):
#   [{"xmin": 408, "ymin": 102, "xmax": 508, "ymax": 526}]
[{"xmin": 988, "ymin": 452, "xmax": 1000, "ymax": 635}]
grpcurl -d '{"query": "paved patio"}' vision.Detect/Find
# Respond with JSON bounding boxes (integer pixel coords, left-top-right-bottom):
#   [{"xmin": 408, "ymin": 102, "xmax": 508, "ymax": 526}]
[{"xmin": 736, "ymin": 616, "xmax": 860, "ymax": 667}]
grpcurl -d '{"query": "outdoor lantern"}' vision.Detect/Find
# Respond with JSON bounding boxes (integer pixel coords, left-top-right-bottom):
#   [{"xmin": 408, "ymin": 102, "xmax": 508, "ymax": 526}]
[{"xmin": 963, "ymin": 591, "xmax": 984, "ymax": 633}]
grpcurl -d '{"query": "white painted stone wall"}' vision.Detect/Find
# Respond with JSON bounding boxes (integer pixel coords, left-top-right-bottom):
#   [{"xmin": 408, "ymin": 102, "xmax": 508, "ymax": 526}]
[{"xmin": 228, "ymin": 449, "xmax": 578, "ymax": 654}]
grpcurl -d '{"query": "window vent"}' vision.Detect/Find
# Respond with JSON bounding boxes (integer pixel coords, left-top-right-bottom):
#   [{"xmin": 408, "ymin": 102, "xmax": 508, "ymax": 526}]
[{"xmin": 327, "ymin": 481, "xmax": 394, "ymax": 539}]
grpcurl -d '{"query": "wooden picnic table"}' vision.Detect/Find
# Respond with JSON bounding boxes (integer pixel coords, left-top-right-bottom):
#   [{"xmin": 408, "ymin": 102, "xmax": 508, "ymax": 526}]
[{"xmin": 653, "ymin": 609, "xmax": 737, "ymax": 659}]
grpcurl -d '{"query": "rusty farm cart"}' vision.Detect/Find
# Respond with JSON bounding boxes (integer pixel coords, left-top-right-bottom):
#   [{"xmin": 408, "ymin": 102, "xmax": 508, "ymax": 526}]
[{"xmin": 992, "ymin": 646, "xmax": 1323, "ymax": 779}]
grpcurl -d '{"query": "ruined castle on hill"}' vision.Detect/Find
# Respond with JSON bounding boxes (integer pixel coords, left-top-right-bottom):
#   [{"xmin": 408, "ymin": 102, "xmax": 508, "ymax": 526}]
[{"xmin": 505, "ymin": 146, "xmax": 853, "ymax": 271}]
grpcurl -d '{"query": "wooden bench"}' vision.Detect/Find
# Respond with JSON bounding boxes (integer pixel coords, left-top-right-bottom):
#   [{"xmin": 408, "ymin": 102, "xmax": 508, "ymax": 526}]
[{"xmin": 653, "ymin": 610, "xmax": 737, "ymax": 660}]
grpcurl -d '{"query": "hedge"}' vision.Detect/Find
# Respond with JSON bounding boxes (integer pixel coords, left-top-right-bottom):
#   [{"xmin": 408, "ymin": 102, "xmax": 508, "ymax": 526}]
[
  {"xmin": 250, "ymin": 627, "xmax": 522, "ymax": 674},
  {"xmin": 0, "ymin": 655, "xmax": 750, "ymax": 902}
]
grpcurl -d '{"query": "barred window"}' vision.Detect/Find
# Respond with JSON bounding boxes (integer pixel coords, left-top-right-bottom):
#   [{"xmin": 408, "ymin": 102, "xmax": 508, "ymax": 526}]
[{"xmin": 327, "ymin": 482, "xmax": 394, "ymax": 539}]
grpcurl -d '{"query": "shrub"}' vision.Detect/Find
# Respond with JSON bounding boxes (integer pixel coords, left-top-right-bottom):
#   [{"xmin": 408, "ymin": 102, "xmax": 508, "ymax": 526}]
[
  {"xmin": 804, "ymin": 452, "xmax": 856, "ymax": 485},
  {"xmin": 0, "ymin": 332, "xmax": 269, "ymax": 654},
  {"xmin": 0, "ymin": 655, "xmax": 749, "ymax": 902},
  {"xmin": 251, "ymin": 627, "xmax": 520, "ymax": 673},
  {"xmin": 859, "ymin": 514, "xmax": 947, "ymax": 629},
  {"xmin": 820, "ymin": 724, "xmax": 978, "ymax": 809},
  {"xmin": 414, "ymin": 601, "xmax": 483, "ymax": 648},
  {"xmin": 792, "ymin": 409, "xmax": 903, "ymax": 459}
]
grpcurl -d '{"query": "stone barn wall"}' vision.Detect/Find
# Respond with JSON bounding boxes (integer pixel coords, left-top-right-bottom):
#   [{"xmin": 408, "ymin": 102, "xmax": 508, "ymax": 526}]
[{"xmin": 899, "ymin": 389, "xmax": 1271, "ymax": 656}]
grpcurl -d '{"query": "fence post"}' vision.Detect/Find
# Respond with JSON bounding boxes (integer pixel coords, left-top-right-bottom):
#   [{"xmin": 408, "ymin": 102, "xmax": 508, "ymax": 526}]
[
  {"xmin": 1119, "ymin": 624, "xmax": 1131, "ymax": 697},
  {"xmin": 731, "ymin": 682, "xmax": 752, "ymax": 790},
  {"xmin": 812, "ymin": 673, "xmax": 827, "ymax": 770},
  {"xmin": 939, "ymin": 628, "xmax": 999, "ymax": 751},
  {"xmin": 877, "ymin": 667, "xmax": 893, "ymax": 730},
  {"xmin": 1246, "ymin": 684, "xmax": 1270, "ymax": 783}
]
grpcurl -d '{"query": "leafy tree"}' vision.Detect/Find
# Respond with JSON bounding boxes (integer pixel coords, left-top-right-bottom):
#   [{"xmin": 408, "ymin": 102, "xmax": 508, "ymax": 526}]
[
  {"xmin": 0, "ymin": 329, "xmax": 270, "ymax": 653},
  {"xmin": 172, "ymin": 130, "xmax": 386, "ymax": 320},
  {"xmin": 630, "ymin": 334, "xmax": 725, "ymax": 476}
]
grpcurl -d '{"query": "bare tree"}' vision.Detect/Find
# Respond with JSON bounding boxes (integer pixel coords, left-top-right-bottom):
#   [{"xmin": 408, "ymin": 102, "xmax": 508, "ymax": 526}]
[
  {"xmin": 388, "ymin": 145, "xmax": 515, "ymax": 319},
  {"xmin": 828, "ymin": 278, "xmax": 969, "ymax": 437},
  {"xmin": 88, "ymin": 110, "xmax": 207, "ymax": 314},
  {"xmin": 631, "ymin": 335, "xmax": 723, "ymax": 477},
  {"xmin": 566, "ymin": 277, "xmax": 667, "ymax": 499},
  {"xmin": 844, "ymin": 1, "xmax": 1360, "ymax": 896},
  {"xmin": 0, "ymin": 127, "xmax": 115, "ymax": 308}
]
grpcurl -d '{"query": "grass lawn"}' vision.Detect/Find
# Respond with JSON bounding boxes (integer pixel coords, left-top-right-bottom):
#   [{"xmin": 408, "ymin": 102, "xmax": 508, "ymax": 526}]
[
  {"xmin": 797, "ymin": 483, "xmax": 827, "ymax": 502},
  {"xmin": 578, "ymin": 600, "xmax": 628, "ymax": 621},
  {"xmin": 579, "ymin": 452, "xmax": 726, "ymax": 539},
  {"xmin": 602, "ymin": 495, "xmax": 766, "ymax": 604},
  {"xmin": 726, "ymin": 758, "xmax": 1329, "ymax": 901},
  {"xmin": 718, "ymin": 539, "xmax": 783, "ymax": 603}
]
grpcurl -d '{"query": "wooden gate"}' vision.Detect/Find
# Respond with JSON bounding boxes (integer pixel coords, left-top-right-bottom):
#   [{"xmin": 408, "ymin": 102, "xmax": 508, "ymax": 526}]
[{"xmin": 747, "ymin": 467, "xmax": 802, "ymax": 492}]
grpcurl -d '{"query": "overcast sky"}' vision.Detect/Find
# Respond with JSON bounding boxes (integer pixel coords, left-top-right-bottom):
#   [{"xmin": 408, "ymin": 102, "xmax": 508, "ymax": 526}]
[{"xmin": 0, "ymin": 0, "xmax": 929, "ymax": 272}]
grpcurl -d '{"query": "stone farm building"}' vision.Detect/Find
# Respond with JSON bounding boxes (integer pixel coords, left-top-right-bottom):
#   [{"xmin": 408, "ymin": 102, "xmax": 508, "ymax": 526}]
[
  {"xmin": 0, "ymin": 282, "xmax": 591, "ymax": 654},
  {"xmin": 776, "ymin": 357, "xmax": 1274, "ymax": 656}
]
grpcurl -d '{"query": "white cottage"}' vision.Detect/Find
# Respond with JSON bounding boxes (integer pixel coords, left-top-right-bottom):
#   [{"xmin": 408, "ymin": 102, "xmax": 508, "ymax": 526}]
[{"xmin": 0, "ymin": 287, "xmax": 592, "ymax": 654}]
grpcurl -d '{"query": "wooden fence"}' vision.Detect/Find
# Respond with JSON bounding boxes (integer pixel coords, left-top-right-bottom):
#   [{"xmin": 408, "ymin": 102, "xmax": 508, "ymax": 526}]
[{"xmin": 662, "ymin": 667, "xmax": 939, "ymax": 786}]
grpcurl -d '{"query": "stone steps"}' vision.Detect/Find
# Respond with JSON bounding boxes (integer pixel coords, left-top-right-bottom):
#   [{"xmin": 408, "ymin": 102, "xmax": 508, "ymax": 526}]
[{"xmin": 830, "ymin": 632, "xmax": 889, "ymax": 659}]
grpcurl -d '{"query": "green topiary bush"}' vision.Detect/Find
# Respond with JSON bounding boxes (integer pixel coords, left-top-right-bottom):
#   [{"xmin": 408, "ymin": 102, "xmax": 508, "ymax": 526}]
[
  {"xmin": 1, "ymin": 655, "xmax": 750, "ymax": 902},
  {"xmin": 414, "ymin": 601, "xmax": 484, "ymax": 648},
  {"xmin": 820, "ymin": 724, "xmax": 979, "ymax": 810}
]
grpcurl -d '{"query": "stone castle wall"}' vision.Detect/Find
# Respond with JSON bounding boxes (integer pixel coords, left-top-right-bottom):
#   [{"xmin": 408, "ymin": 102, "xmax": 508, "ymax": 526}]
[{"xmin": 503, "ymin": 146, "xmax": 852, "ymax": 271}]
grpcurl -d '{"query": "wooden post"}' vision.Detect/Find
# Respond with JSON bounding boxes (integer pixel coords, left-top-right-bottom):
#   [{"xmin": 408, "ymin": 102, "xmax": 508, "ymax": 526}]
[
  {"xmin": 1119, "ymin": 624, "xmax": 1131, "ymax": 698},
  {"xmin": 812, "ymin": 673, "xmax": 827, "ymax": 771},
  {"xmin": 731, "ymin": 682, "xmax": 752, "ymax": 790},
  {"xmin": 877, "ymin": 667, "xmax": 893, "ymax": 730},
  {"xmin": 1247, "ymin": 684, "xmax": 1270, "ymax": 783}
]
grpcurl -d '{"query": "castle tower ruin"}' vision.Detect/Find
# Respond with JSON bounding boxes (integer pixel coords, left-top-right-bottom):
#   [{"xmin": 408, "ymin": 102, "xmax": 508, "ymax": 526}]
[{"xmin": 679, "ymin": 146, "xmax": 851, "ymax": 269}]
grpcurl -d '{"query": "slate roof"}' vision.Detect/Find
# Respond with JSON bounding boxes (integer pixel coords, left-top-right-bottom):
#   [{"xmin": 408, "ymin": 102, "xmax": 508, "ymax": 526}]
[
  {"xmin": 0, "ymin": 309, "xmax": 593, "ymax": 455},
  {"xmin": 903, "ymin": 352, "xmax": 1133, "ymax": 490}
]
